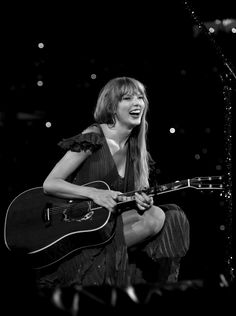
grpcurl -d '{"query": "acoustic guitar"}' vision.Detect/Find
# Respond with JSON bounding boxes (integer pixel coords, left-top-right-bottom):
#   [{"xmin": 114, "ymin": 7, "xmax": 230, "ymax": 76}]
[{"xmin": 4, "ymin": 176, "xmax": 223, "ymax": 269}]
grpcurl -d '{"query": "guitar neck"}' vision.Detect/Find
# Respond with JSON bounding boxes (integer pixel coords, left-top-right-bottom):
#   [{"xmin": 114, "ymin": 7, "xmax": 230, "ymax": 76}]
[
  {"xmin": 117, "ymin": 179, "xmax": 189, "ymax": 205},
  {"xmin": 148, "ymin": 179, "xmax": 189, "ymax": 196},
  {"xmin": 116, "ymin": 176, "xmax": 223, "ymax": 206},
  {"xmin": 68, "ymin": 176, "xmax": 223, "ymax": 212}
]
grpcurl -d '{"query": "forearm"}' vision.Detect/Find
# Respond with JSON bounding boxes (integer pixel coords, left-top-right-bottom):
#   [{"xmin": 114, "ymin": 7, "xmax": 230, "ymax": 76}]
[{"xmin": 43, "ymin": 178, "xmax": 98, "ymax": 200}]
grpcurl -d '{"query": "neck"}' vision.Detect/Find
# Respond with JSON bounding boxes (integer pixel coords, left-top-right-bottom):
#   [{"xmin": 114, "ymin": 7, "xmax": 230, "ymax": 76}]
[{"xmin": 100, "ymin": 123, "xmax": 132, "ymax": 148}]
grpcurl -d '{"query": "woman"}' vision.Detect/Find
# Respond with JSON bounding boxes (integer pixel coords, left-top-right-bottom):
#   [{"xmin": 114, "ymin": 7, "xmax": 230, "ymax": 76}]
[{"xmin": 37, "ymin": 77, "xmax": 189, "ymax": 290}]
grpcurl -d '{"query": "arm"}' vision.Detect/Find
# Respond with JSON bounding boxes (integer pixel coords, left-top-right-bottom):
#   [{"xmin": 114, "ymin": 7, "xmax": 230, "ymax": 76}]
[{"xmin": 43, "ymin": 150, "xmax": 121, "ymax": 211}]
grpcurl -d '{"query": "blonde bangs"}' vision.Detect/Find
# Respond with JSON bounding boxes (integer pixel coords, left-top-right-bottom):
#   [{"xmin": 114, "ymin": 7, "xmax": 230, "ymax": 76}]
[{"xmin": 114, "ymin": 78, "xmax": 146, "ymax": 101}]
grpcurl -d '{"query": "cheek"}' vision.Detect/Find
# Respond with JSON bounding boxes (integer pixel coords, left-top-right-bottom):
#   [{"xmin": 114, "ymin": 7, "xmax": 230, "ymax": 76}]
[
  {"xmin": 115, "ymin": 109, "xmax": 126, "ymax": 121},
  {"xmin": 118, "ymin": 106, "xmax": 129, "ymax": 116}
]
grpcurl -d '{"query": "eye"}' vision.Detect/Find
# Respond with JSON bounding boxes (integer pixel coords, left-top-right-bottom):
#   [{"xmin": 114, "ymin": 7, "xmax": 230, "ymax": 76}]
[{"xmin": 122, "ymin": 95, "xmax": 132, "ymax": 100}]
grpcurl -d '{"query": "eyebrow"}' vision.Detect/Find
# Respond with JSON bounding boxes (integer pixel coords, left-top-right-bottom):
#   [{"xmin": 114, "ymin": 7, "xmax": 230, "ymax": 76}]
[{"xmin": 123, "ymin": 91, "xmax": 143, "ymax": 96}]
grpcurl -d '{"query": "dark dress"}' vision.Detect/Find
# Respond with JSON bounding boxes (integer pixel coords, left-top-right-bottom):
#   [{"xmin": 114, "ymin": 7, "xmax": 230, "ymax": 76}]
[{"xmin": 36, "ymin": 123, "xmax": 190, "ymax": 291}]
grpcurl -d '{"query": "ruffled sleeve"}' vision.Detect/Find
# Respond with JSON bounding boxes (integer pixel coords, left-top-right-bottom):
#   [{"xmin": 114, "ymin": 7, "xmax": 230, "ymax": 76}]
[{"xmin": 58, "ymin": 132, "xmax": 103, "ymax": 153}]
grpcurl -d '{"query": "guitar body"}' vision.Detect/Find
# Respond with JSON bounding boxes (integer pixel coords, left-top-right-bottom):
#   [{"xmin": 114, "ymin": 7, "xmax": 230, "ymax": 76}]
[
  {"xmin": 4, "ymin": 181, "xmax": 115, "ymax": 269},
  {"xmin": 4, "ymin": 175, "xmax": 223, "ymax": 269}
]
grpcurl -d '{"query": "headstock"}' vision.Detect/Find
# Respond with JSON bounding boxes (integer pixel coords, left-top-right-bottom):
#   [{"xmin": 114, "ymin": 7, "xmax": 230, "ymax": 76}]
[{"xmin": 189, "ymin": 176, "xmax": 224, "ymax": 190}]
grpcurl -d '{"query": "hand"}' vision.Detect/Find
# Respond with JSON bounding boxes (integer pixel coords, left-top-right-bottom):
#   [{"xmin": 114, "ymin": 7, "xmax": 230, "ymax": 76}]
[
  {"xmin": 91, "ymin": 189, "xmax": 122, "ymax": 212},
  {"xmin": 135, "ymin": 192, "xmax": 153, "ymax": 212}
]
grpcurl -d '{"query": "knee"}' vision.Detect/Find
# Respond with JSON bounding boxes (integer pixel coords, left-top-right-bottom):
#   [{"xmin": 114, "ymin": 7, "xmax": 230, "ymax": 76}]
[{"xmin": 145, "ymin": 206, "xmax": 166, "ymax": 235}]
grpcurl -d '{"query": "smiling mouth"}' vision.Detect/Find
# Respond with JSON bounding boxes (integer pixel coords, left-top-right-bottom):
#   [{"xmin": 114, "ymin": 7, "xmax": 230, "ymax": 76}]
[{"xmin": 129, "ymin": 110, "xmax": 141, "ymax": 118}]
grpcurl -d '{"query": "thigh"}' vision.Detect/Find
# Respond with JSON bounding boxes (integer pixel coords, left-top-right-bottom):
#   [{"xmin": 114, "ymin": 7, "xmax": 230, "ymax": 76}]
[
  {"xmin": 122, "ymin": 206, "xmax": 164, "ymax": 225},
  {"xmin": 121, "ymin": 209, "xmax": 142, "ymax": 226}
]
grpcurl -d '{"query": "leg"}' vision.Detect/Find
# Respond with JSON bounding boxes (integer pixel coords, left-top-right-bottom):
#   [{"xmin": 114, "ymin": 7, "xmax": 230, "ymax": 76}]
[
  {"xmin": 149, "ymin": 204, "xmax": 190, "ymax": 258},
  {"xmin": 128, "ymin": 204, "xmax": 190, "ymax": 284},
  {"xmin": 122, "ymin": 205, "xmax": 165, "ymax": 247}
]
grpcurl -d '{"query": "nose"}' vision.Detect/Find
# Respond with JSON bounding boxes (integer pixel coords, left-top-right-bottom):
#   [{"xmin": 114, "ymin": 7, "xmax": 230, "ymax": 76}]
[{"xmin": 132, "ymin": 95, "xmax": 142, "ymax": 104}]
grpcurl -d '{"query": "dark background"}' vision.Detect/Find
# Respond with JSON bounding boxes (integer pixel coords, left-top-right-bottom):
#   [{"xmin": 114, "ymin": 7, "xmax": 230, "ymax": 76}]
[{"xmin": 1, "ymin": 0, "xmax": 235, "ymax": 292}]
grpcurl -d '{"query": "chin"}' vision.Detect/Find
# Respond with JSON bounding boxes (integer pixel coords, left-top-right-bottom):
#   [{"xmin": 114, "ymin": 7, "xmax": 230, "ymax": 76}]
[
  {"xmin": 133, "ymin": 117, "xmax": 142, "ymax": 124},
  {"xmin": 128, "ymin": 120, "xmax": 141, "ymax": 129}
]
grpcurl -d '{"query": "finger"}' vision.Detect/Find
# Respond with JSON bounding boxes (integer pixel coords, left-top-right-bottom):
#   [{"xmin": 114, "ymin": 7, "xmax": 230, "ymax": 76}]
[
  {"xmin": 108, "ymin": 198, "xmax": 117, "ymax": 208},
  {"xmin": 102, "ymin": 200, "xmax": 116, "ymax": 210},
  {"xmin": 136, "ymin": 199, "xmax": 150, "ymax": 209},
  {"xmin": 140, "ymin": 192, "xmax": 152, "ymax": 203},
  {"xmin": 141, "ymin": 194, "xmax": 154, "ymax": 207},
  {"xmin": 116, "ymin": 195, "xmax": 124, "ymax": 202},
  {"xmin": 110, "ymin": 191, "xmax": 122, "ymax": 201},
  {"xmin": 135, "ymin": 193, "xmax": 153, "ymax": 210},
  {"xmin": 135, "ymin": 193, "xmax": 148, "ymax": 206},
  {"xmin": 115, "ymin": 192, "xmax": 124, "ymax": 202},
  {"xmin": 137, "ymin": 204, "xmax": 146, "ymax": 211},
  {"xmin": 141, "ymin": 192, "xmax": 149, "ymax": 198},
  {"xmin": 148, "ymin": 198, "xmax": 153, "ymax": 207},
  {"xmin": 101, "ymin": 197, "xmax": 117, "ymax": 209},
  {"xmin": 135, "ymin": 192, "xmax": 145, "ymax": 202}
]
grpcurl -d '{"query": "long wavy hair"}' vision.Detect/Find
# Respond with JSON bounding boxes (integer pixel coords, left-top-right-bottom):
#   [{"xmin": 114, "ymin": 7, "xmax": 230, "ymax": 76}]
[{"xmin": 94, "ymin": 77, "xmax": 153, "ymax": 190}]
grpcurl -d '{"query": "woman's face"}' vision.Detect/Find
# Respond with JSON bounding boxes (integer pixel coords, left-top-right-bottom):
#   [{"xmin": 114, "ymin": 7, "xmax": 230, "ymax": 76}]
[{"xmin": 115, "ymin": 92, "xmax": 146, "ymax": 129}]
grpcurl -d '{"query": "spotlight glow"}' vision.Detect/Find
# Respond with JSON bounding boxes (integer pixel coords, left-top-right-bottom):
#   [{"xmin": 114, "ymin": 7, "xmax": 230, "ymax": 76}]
[
  {"xmin": 38, "ymin": 42, "xmax": 44, "ymax": 49},
  {"xmin": 45, "ymin": 121, "xmax": 52, "ymax": 128},
  {"xmin": 37, "ymin": 80, "xmax": 43, "ymax": 86},
  {"xmin": 209, "ymin": 27, "xmax": 215, "ymax": 33}
]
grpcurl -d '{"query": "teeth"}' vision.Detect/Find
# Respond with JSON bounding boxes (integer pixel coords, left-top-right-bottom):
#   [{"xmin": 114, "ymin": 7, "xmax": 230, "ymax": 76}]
[{"xmin": 130, "ymin": 110, "xmax": 140, "ymax": 114}]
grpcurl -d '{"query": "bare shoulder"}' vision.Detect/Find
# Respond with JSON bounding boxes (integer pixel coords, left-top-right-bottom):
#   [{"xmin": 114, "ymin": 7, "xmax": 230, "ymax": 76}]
[{"xmin": 82, "ymin": 123, "xmax": 101, "ymax": 135}]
